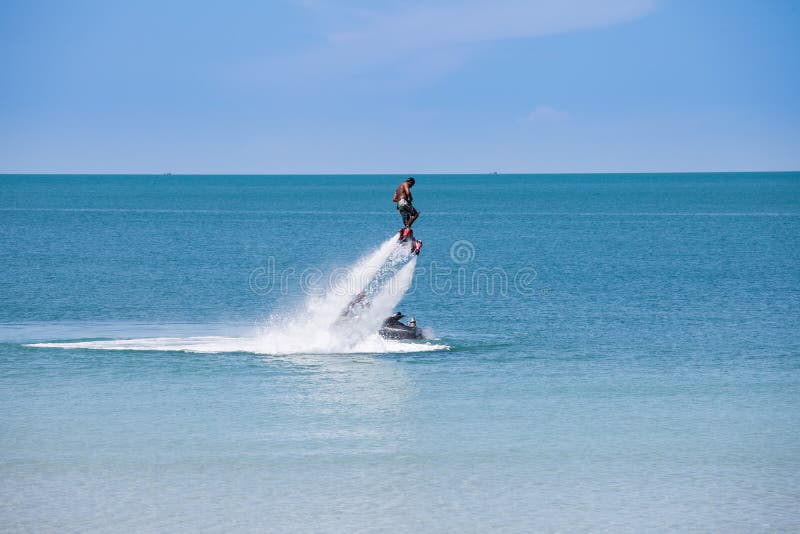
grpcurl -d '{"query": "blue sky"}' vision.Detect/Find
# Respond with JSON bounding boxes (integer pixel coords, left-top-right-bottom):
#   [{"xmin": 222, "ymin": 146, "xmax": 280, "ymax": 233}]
[{"xmin": 1, "ymin": 0, "xmax": 798, "ymax": 173}]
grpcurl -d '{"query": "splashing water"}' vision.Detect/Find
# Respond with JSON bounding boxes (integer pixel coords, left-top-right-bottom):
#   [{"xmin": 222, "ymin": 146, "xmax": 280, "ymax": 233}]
[
  {"xmin": 252, "ymin": 235, "xmax": 433, "ymax": 354},
  {"xmin": 28, "ymin": 235, "xmax": 448, "ymax": 355}
]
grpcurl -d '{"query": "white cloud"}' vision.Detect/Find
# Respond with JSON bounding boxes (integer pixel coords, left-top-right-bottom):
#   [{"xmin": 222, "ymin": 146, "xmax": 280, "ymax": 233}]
[
  {"xmin": 327, "ymin": 0, "xmax": 655, "ymax": 47},
  {"xmin": 263, "ymin": 0, "xmax": 657, "ymax": 79},
  {"xmin": 522, "ymin": 105, "xmax": 569, "ymax": 123}
]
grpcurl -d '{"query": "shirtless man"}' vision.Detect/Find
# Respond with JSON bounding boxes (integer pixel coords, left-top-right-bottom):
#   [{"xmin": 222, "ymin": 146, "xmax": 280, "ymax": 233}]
[{"xmin": 393, "ymin": 177, "xmax": 419, "ymax": 229}]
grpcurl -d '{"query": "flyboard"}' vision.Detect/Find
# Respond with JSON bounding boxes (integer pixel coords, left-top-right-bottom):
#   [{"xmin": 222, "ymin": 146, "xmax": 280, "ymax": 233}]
[{"xmin": 398, "ymin": 227, "xmax": 423, "ymax": 255}]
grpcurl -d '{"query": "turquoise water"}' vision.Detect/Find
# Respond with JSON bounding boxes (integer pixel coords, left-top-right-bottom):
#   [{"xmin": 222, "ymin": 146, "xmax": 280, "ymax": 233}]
[{"xmin": 1, "ymin": 173, "xmax": 799, "ymax": 532}]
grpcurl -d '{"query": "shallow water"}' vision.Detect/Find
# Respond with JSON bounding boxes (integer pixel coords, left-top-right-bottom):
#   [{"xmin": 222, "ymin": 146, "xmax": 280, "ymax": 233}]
[{"xmin": 1, "ymin": 173, "xmax": 799, "ymax": 532}]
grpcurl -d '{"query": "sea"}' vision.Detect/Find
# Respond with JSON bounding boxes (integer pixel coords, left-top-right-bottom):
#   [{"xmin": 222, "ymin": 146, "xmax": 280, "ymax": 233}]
[{"xmin": 1, "ymin": 173, "xmax": 798, "ymax": 532}]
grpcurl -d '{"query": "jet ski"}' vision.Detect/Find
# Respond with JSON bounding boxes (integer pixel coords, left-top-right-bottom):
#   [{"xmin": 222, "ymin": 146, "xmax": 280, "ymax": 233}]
[{"xmin": 379, "ymin": 312, "xmax": 423, "ymax": 340}]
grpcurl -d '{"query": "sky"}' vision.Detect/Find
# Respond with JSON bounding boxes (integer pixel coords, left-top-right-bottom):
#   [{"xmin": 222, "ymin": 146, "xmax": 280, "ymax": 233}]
[{"xmin": 1, "ymin": 0, "xmax": 798, "ymax": 173}]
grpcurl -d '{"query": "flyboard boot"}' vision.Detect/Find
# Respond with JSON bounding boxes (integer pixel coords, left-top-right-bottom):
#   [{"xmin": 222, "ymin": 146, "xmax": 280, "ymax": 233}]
[{"xmin": 398, "ymin": 227, "xmax": 413, "ymax": 242}]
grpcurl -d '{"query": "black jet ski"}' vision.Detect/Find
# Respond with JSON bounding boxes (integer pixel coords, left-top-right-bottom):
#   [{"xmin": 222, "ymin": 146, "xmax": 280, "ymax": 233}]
[{"xmin": 379, "ymin": 312, "xmax": 423, "ymax": 340}]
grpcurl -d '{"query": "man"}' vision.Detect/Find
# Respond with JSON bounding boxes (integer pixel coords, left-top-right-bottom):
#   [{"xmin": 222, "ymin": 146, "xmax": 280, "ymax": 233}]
[
  {"xmin": 392, "ymin": 177, "xmax": 422, "ymax": 254},
  {"xmin": 393, "ymin": 177, "xmax": 419, "ymax": 229},
  {"xmin": 383, "ymin": 311, "xmax": 404, "ymax": 327}
]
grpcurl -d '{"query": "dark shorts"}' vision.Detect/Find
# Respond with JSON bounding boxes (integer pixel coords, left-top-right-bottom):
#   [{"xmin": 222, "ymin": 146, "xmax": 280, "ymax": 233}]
[{"xmin": 397, "ymin": 200, "xmax": 417, "ymax": 226}]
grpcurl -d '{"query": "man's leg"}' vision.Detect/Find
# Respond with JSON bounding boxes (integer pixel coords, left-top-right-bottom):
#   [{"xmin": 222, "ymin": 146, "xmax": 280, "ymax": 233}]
[
  {"xmin": 407, "ymin": 209, "xmax": 419, "ymax": 227},
  {"xmin": 400, "ymin": 209, "xmax": 411, "ymax": 228}
]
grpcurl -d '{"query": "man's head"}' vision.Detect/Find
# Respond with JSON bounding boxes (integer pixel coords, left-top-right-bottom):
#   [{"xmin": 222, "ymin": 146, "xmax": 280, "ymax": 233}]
[{"xmin": 406, "ymin": 177, "xmax": 415, "ymax": 187}]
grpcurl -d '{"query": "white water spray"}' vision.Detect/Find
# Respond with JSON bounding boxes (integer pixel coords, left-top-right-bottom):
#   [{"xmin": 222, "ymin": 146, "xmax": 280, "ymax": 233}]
[{"xmin": 253, "ymin": 236, "xmax": 427, "ymax": 353}]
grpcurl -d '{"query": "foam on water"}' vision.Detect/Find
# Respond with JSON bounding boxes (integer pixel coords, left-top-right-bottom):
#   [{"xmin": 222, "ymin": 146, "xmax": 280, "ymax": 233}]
[
  {"xmin": 27, "ymin": 335, "xmax": 447, "ymax": 354},
  {"xmin": 27, "ymin": 235, "xmax": 448, "ymax": 355}
]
